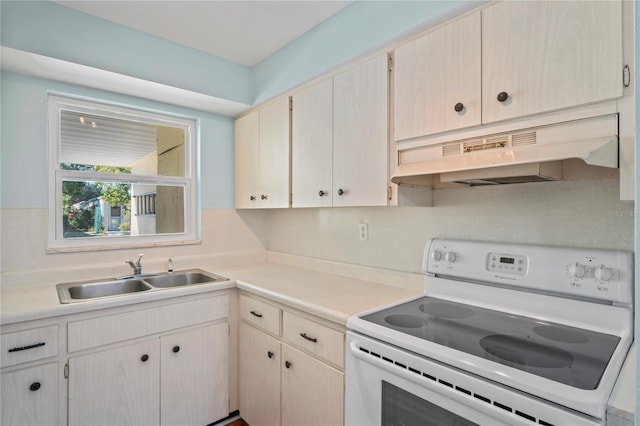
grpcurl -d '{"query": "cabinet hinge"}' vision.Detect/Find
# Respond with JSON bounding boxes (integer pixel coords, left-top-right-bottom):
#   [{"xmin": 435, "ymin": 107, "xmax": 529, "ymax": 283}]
[
  {"xmin": 64, "ymin": 363, "xmax": 69, "ymax": 379},
  {"xmin": 228, "ymin": 324, "xmax": 231, "ymax": 336},
  {"xmin": 289, "ymin": 97, "xmax": 293, "ymax": 111},
  {"xmin": 387, "ymin": 186, "xmax": 393, "ymax": 201},
  {"xmin": 623, "ymin": 65, "xmax": 631, "ymax": 88},
  {"xmin": 388, "ymin": 54, "xmax": 394, "ymax": 72}
]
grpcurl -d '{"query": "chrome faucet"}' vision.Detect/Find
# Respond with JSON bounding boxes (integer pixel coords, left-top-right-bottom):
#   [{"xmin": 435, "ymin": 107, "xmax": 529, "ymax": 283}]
[{"xmin": 125, "ymin": 254, "xmax": 144, "ymax": 275}]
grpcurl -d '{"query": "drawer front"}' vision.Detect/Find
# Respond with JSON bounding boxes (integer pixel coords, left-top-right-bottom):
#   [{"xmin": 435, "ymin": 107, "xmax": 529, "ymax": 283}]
[
  {"xmin": 282, "ymin": 311, "xmax": 344, "ymax": 368},
  {"xmin": 1, "ymin": 326, "xmax": 59, "ymax": 368},
  {"xmin": 239, "ymin": 295, "xmax": 281, "ymax": 336},
  {"xmin": 68, "ymin": 294, "xmax": 228, "ymax": 352}
]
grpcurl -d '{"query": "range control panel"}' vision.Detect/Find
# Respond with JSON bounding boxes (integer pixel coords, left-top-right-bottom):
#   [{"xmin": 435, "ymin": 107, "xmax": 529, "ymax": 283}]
[{"xmin": 424, "ymin": 239, "xmax": 633, "ymax": 304}]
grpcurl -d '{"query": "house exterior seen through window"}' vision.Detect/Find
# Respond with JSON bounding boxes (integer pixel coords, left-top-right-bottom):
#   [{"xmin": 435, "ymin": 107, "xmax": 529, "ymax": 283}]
[{"xmin": 47, "ymin": 96, "xmax": 198, "ymax": 251}]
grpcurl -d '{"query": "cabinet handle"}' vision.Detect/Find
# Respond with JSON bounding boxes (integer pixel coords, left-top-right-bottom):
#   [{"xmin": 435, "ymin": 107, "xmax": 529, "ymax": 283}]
[
  {"xmin": 29, "ymin": 382, "xmax": 41, "ymax": 392},
  {"xmin": 337, "ymin": 188, "xmax": 345, "ymax": 196},
  {"xmin": 261, "ymin": 194, "xmax": 268, "ymax": 200},
  {"xmin": 172, "ymin": 346, "xmax": 180, "ymax": 353},
  {"xmin": 497, "ymin": 92, "xmax": 509, "ymax": 103},
  {"xmin": 141, "ymin": 354, "xmax": 149, "ymax": 362},
  {"xmin": 250, "ymin": 310, "xmax": 263, "ymax": 318},
  {"xmin": 300, "ymin": 333, "xmax": 317, "ymax": 343},
  {"xmin": 318, "ymin": 190, "xmax": 326, "ymax": 197},
  {"xmin": 267, "ymin": 351, "xmax": 274, "ymax": 359},
  {"xmin": 250, "ymin": 196, "xmax": 256, "ymax": 201},
  {"xmin": 454, "ymin": 103, "xmax": 464, "ymax": 112},
  {"xmin": 8, "ymin": 342, "xmax": 45, "ymax": 353},
  {"xmin": 285, "ymin": 361, "xmax": 292, "ymax": 369}
]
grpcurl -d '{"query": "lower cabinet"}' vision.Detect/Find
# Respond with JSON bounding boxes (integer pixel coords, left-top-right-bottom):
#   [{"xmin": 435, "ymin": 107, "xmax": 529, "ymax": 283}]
[
  {"xmin": 238, "ymin": 294, "xmax": 345, "ymax": 426},
  {"xmin": 69, "ymin": 339, "xmax": 160, "ymax": 426},
  {"xmin": 69, "ymin": 322, "xmax": 228, "ymax": 426},
  {"xmin": 1, "ymin": 362, "xmax": 59, "ymax": 426},
  {"xmin": 281, "ymin": 344, "xmax": 343, "ymax": 426},
  {"xmin": 239, "ymin": 322, "xmax": 281, "ymax": 426}
]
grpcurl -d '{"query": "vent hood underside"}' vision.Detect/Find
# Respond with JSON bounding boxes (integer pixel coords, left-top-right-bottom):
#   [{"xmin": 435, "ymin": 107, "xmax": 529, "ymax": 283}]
[{"xmin": 391, "ymin": 115, "xmax": 619, "ymax": 186}]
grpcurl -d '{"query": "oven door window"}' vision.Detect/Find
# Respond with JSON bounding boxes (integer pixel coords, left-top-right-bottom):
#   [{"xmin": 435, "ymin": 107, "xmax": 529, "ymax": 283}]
[{"xmin": 382, "ymin": 381, "xmax": 479, "ymax": 426}]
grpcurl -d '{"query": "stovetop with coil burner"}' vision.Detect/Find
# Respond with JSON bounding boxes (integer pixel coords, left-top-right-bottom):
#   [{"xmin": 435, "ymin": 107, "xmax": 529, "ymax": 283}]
[{"xmin": 360, "ymin": 296, "xmax": 620, "ymax": 390}]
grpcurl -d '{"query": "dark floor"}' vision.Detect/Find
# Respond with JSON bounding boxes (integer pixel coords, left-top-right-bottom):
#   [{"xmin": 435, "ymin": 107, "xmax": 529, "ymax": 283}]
[{"xmin": 228, "ymin": 419, "xmax": 249, "ymax": 426}]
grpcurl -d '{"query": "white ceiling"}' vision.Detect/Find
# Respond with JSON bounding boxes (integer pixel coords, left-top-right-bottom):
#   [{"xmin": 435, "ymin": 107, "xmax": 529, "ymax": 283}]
[{"xmin": 52, "ymin": 1, "xmax": 351, "ymax": 67}]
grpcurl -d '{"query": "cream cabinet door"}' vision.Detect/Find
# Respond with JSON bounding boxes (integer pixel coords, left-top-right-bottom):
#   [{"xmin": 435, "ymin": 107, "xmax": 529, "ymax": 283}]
[
  {"xmin": 239, "ymin": 322, "xmax": 281, "ymax": 426},
  {"xmin": 160, "ymin": 323, "xmax": 229, "ymax": 425},
  {"xmin": 235, "ymin": 110, "xmax": 260, "ymax": 208},
  {"xmin": 281, "ymin": 343, "xmax": 344, "ymax": 426},
  {"xmin": 1, "ymin": 362, "xmax": 58, "ymax": 426},
  {"xmin": 394, "ymin": 12, "xmax": 481, "ymax": 140},
  {"xmin": 482, "ymin": 0, "xmax": 623, "ymax": 124},
  {"xmin": 258, "ymin": 97, "xmax": 291, "ymax": 208},
  {"xmin": 69, "ymin": 339, "xmax": 160, "ymax": 426},
  {"xmin": 333, "ymin": 53, "xmax": 389, "ymax": 207},
  {"xmin": 291, "ymin": 78, "xmax": 334, "ymax": 208}
]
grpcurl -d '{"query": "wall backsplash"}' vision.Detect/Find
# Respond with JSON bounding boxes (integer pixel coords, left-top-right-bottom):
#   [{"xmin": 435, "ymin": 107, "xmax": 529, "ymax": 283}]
[
  {"xmin": 264, "ymin": 179, "xmax": 634, "ymax": 274},
  {"xmin": 0, "ymin": 209, "xmax": 268, "ymax": 289},
  {"xmin": 1, "ymin": 179, "xmax": 633, "ymax": 288}
]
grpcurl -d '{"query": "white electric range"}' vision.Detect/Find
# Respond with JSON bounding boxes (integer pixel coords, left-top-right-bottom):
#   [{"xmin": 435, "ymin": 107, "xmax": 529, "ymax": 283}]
[{"xmin": 346, "ymin": 239, "xmax": 633, "ymax": 425}]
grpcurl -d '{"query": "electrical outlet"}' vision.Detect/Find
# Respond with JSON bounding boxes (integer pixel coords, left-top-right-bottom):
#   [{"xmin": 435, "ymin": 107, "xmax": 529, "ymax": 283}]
[{"xmin": 359, "ymin": 223, "xmax": 368, "ymax": 242}]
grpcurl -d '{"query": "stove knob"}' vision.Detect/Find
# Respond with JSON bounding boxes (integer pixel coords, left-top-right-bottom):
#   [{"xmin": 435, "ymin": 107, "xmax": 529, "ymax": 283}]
[
  {"xmin": 594, "ymin": 266, "xmax": 612, "ymax": 282},
  {"xmin": 431, "ymin": 250, "xmax": 442, "ymax": 261},
  {"xmin": 444, "ymin": 251, "xmax": 457, "ymax": 263},
  {"xmin": 568, "ymin": 263, "xmax": 586, "ymax": 278}
]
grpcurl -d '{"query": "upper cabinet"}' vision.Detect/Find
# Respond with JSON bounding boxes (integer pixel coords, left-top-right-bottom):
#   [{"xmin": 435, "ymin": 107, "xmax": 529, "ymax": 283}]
[
  {"xmin": 291, "ymin": 78, "xmax": 334, "ymax": 208},
  {"xmin": 394, "ymin": 1, "xmax": 623, "ymax": 141},
  {"xmin": 394, "ymin": 12, "xmax": 481, "ymax": 141},
  {"xmin": 482, "ymin": 1, "xmax": 623, "ymax": 124},
  {"xmin": 235, "ymin": 97, "xmax": 290, "ymax": 209},
  {"xmin": 290, "ymin": 53, "xmax": 389, "ymax": 208},
  {"xmin": 333, "ymin": 53, "xmax": 389, "ymax": 207}
]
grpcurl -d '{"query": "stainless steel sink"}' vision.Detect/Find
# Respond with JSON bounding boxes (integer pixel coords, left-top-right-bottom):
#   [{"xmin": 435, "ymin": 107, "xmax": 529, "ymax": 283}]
[
  {"xmin": 57, "ymin": 279, "xmax": 152, "ymax": 303},
  {"xmin": 142, "ymin": 271, "xmax": 223, "ymax": 288},
  {"xmin": 56, "ymin": 269, "xmax": 228, "ymax": 304}
]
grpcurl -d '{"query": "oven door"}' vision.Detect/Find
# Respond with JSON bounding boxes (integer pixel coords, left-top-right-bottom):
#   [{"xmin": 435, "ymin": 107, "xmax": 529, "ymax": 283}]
[{"xmin": 345, "ymin": 331, "xmax": 601, "ymax": 426}]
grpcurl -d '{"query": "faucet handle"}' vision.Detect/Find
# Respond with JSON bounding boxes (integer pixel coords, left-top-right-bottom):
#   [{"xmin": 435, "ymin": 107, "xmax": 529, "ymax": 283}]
[{"xmin": 136, "ymin": 254, "xmax": 144, "ymax": 265}]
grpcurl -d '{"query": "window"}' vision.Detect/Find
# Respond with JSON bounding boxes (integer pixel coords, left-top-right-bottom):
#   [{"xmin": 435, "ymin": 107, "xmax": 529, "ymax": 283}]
[{"xmin": 48, "ymin": 95, "xmax": 199, "ymax": 251}]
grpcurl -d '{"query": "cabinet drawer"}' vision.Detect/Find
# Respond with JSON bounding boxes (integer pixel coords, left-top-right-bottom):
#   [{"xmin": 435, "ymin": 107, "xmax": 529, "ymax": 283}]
[
  {"xmin": 68, "ymin": 294, "xmax": 228, "ymax": 352},
  {"xmin": 1, "ymin": 326, "xmax": 59, "ymax": 368},
  {"xmin": 282, "ymin": 312, "xmax": 344, "ymax": 368},
  {"xmin": 239, "ymin": 295, "xmax": 281, "ymax": 336}
]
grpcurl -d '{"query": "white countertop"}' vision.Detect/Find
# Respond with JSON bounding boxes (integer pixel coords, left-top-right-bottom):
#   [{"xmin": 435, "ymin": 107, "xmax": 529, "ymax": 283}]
[{"xmin": 1, "ymin": 261, "xmax": 422, "ymax": 326}]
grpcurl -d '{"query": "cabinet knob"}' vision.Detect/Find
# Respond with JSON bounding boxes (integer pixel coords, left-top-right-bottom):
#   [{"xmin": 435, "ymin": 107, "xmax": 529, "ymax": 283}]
[
  {"xmin": 261, "ymin": 194, "xmax": 268, "ymax": 200},
  {"xmin": 267, "ymin": 351, "xmax": 274, "ymax": 359},
  {"xmin": 318, "ymin": 190, "xmax": 326, "ymax": 197},
  {"xmin": 285, "ymin": 361, "xmax": 292, "ymax": 369},
  {"xmin": 337, "ymin": 188, "xmax": 345, "ymax": 196},
  {"xmin": 141, "ymin": 354, "xmax": 149, "ymax": 362},
  {"xmin": 454, "ymin": 102, "xmax": 464, "ymax": 112},
  {"xmin": 497, "ymin": 92, "xmax": 509, "ymax": 103},
  {"xmin": 172, "ymin": 346, "xmax": 180, "ymax": 353},
  {"xmin": 29, "ymin": 382, "xmax": 41, "ymax": 392},
  {"xmin": 250, "ymin": 196, "xmax": 256, "ymax": 201}
]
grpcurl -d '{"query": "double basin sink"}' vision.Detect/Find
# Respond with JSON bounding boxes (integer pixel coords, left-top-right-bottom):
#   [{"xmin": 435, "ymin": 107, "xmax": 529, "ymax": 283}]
[{"xmin": 56, "ymin": 269, "xmax": 228, "ymax": 304}]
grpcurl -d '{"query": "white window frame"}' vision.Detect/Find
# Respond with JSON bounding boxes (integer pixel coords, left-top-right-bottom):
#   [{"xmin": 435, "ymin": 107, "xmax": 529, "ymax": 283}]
[{"xmin": 47, "ymin": 95, "xmax": 200, "ymax": 252}]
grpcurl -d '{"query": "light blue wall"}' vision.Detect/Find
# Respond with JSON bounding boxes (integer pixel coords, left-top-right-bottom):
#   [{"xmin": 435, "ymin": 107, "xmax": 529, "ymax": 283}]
[
  {"xmin": 0, "ymin": 1, "xmax": 253, "ymax": 105},
  {"xmin": 0, "ymin": 71, "xmax": 235, "ymax": 210},
  {"xmin": 253, "ymin": 0, "xmax": 482, "ymax": 103}
]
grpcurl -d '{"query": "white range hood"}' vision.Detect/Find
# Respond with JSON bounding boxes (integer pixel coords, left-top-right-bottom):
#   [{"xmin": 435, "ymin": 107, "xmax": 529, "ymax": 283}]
[{"xmin": 391, "ymin": 114, "xmax": 618, "ymax": 186}]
